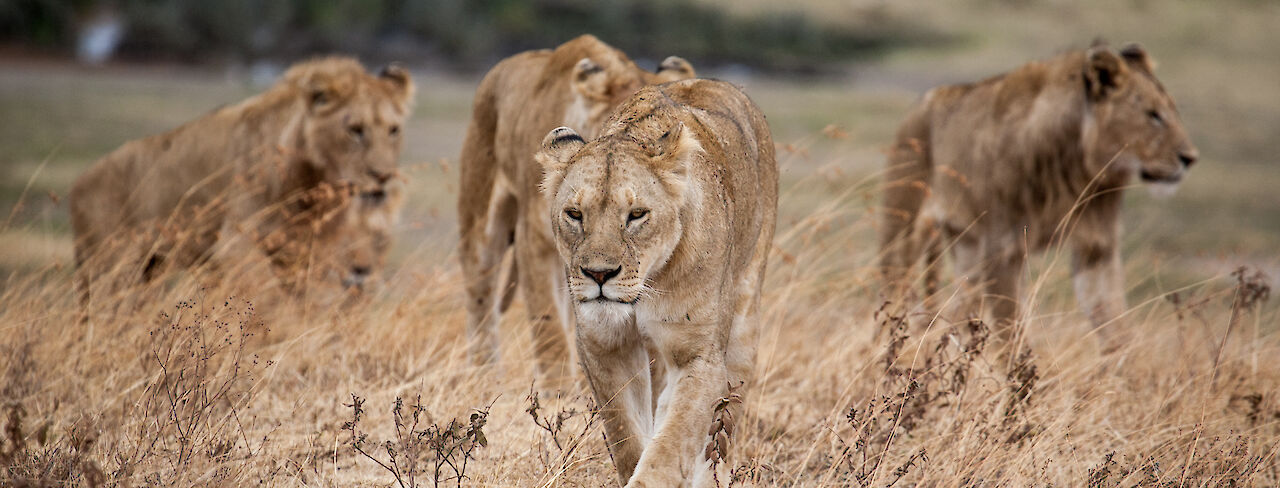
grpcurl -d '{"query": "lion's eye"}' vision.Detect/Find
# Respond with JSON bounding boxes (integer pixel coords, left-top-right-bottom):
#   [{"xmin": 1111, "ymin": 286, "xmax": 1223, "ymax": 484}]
[
  {"xmin": 389, "ymin": 125, "xmax": 400, "ymax": 136},
  {"xmin": 349, "ymin": 124, "xmax": 365, "ymax": 138},
  {"xmin": 628, "ymin": 209, "xmax": 649, "ymax": 222},
  {"xmin": 1147, "ymin": 110, "xmax": 1163, "ymax": 125},
  {"xmin": 565, "ymin": 209, "xmax": 583, "ymax": 221}
]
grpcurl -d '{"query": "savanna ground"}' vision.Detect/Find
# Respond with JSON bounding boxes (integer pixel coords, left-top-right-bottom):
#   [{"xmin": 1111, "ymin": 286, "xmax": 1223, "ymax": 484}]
[{"xmin": 2, "ymin": 1, "xmax": 1279, "ymax": 486}]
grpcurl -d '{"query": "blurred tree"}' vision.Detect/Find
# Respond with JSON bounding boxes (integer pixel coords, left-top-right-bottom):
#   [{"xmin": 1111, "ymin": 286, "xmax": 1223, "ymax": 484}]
[
  {"xmin": 0, "ymin": 0, "xmax": 942, "ymax": 72},
  {"xmin": 0, "ymin": 0, "xmax": 95, "ymax": 47}
]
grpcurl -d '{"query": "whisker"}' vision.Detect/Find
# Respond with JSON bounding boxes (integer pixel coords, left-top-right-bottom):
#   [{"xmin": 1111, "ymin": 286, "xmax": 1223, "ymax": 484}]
[{"xmin": 642, "ymin": 278, "xmax": 668, "ymax": 297}]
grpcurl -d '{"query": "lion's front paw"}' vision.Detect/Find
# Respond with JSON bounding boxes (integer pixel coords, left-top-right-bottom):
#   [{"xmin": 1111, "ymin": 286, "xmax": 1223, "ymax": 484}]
[{"xmin": 624, "ymin": 470, "xmax": 682, "ymax": 488}]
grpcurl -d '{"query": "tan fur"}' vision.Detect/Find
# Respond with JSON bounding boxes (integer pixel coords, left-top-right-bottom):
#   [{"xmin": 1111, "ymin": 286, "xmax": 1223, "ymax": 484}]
[
  {"xmin": 69, "ymin": 56, "xmax": 414, "ymax": 312},
  {"xmin": 537, "ymin": 79, "xmax": 777, "ymax": 486},
  {"xmin": 285, "ymin": 181, "xmax": 404, "ymax": 300},
  {"xmin": 456, "ymin": 35, "xmax": 696, "ymax": 386},
  {"xmin": 879, "ymin": 44, "xmax": 1198, "ymax": 345}
]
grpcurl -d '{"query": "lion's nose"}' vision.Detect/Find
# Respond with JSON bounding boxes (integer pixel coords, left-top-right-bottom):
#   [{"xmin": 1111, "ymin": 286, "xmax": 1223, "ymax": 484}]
[
  {"xmin": 342, "ymin": 266, "xmax": 370, "ymax": 290},
  {"xmin": 1177, "ymin": 149, "xmax": 1199, "ymax": 168},
  {"xmin": 581, "ymin": 266, "xmax": 621, "ymax": 285}
]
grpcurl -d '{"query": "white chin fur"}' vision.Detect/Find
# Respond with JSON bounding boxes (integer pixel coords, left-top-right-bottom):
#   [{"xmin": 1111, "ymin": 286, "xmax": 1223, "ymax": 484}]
[
  {"xmin": 575, "ymin": 300, "xmax": 634, "ymax": 325},
  {"xmin": 1146, "ymin": 181, "xmax": 1180, "ymax": 199}
]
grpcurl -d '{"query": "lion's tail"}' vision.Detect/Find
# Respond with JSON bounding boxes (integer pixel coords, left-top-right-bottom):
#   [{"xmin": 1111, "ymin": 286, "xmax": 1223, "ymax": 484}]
[{"xmin": 879, "ymin": 99, "xmax": 935, "ymax": 296}]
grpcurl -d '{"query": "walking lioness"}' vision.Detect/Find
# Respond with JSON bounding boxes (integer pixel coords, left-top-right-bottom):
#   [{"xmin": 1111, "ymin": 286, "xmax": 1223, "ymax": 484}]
[
  {"xmin": 880, "ymin": 43, "xmax": 1198, "ymax": 344},
  {"xmin": 537, "ymin": 79, "xmax": 777, "ymax": 486},
  {"xmin": 457, "ymin": 34, "xmax": 695, "ymax": 385}
]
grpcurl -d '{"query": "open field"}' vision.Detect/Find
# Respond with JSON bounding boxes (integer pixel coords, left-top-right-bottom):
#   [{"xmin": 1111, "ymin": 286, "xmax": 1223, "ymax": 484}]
[{"xmin": 2, "ymin": 1, "xmax": 1279, "ymax": 485}]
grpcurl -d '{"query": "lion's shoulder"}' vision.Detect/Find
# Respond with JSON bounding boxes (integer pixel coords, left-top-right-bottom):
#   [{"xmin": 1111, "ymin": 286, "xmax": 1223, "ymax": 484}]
[
  {"xmin": 603, "ymin": 80, "xmax": 765, "ymax": 149},
  {"xmin": 923, "ymin": 51, "xmax": 1088, "ymax": 116}
]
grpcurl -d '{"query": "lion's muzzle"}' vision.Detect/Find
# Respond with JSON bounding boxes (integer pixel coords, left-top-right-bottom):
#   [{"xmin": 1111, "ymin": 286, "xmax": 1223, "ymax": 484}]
[{"xmin": 576, "ymin": 265, "xmax": 635, "ymax": 303}]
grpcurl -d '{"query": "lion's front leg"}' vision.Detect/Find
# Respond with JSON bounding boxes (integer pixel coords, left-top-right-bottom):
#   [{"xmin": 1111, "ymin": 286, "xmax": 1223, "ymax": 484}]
[
  {"xmin": 1071, "ymin": 234, "xmax": 1127, "ymax": 351},
  {"xmin": 577, "ymin": 315, "xmax": 653, "ymax": 485},
  {"xmin": 629, "ymin": 329, "xmax": 727, "ymax": 488}
]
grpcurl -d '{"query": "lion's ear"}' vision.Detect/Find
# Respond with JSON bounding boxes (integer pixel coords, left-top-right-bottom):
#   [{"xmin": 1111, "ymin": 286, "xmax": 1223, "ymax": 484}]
[
  {"xmin": 379, "ymin": 63, "xmax": 416, "ymax": 106},
  {"xmin": 287, "ymin": 64, "xmax": 342, "ymax": 111},
  {"xmin": 571, "ymin": 57, "xmax": 609, "ymax": 101},
  {"xmin": 1085, "ymin": 47, "xmax": 1127, "ymax": 101},
  {"xmin": 1119, "ymin": 43, "xmax": 1156, "ymax": 73},
  {"xmin": 536, "ymin": 127, "xmax": 586, "ymax": 196},
  {"xmin": 299, "ymin": 71, "xmax": 345, "ymax": 112},
  {"xmin": 649, "ymin": 122, "xmax": 701, "ymax": 196},
  {"xmin": 308, "ymin": 88, "xmax": 331, "ymax": 109},
  {"xmin": 303, "ymin": 76, "xmax": 337, "ymax": 111},
  {"xmin": 654, "ymin": 56, "xmax": 696, "ymax": 83}
]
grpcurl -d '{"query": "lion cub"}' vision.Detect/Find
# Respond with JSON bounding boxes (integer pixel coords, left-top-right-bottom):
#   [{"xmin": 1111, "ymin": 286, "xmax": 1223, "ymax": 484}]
[
  {"xmin": 880, "ymin": 43, "xmax": 1198, "ymax": 346},
  {"xmin": 537, "ymin": 79, "xmax": 777, "ymax": 486}
]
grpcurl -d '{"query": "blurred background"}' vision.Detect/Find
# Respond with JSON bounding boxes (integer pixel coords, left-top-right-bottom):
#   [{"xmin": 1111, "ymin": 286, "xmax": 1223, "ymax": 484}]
[
  {"xmin": 1, "ymin": 0, "xmax": 1277, "ymax": 293},
  {"xmin": 1, "ymin": 0, "xmax": 934, "ymax": 71}
]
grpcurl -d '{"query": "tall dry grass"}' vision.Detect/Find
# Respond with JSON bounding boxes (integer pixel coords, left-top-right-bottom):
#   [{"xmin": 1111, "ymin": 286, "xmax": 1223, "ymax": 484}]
[{"xmin": 2, "ymin": 134, "xmax": 1276, "ymax": 486}]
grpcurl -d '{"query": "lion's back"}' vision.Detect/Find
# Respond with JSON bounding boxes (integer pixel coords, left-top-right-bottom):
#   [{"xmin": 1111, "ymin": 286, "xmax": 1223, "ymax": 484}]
[
  {"xmin": 483, "ymin": 50, "xmax": 562, "ymax": 154},
  {"xmin": 70, "ymin": 103, "xmax": 249, "ymax": 235},
  {"xmin": 663, "ymin": 79, "xmax": 777, "ymax": 191},
  {"xmin": 662, "ymin": 79, "xmax": 778, "ymax": 268}
]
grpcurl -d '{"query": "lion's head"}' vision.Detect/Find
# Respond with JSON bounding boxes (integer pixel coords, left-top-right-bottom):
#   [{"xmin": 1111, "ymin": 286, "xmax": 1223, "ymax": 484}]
[
  {"xmin": 318, "ymin": 181, "xmax": 402, "ymax": 295},
  {"xmin": 536, "ymin": 116, "xmax": 701, "ymax": 309},
  {"xmin": 1083, "ymin": 44, "xmax": 1198, "ymax": 188},
  {"xmin": 562, "ymin": 35, "xmax": 696, "ymax": 139},
  {"xmin": 284, "ymin": 58, "xmax": 416, "ymax": 191}
]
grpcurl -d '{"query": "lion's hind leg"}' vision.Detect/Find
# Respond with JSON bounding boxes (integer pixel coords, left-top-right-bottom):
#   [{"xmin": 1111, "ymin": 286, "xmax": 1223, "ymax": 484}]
[
  {"xmin": 497, "ymin": 249, "xmax": 518, "ymax": 314},
  {"xmin": 878, "ymin": 109, "xmax": 933, "ymax": 303},
  {"xmin": 462, "ymin": 187, "xmax": 518, "ymax": 366}
]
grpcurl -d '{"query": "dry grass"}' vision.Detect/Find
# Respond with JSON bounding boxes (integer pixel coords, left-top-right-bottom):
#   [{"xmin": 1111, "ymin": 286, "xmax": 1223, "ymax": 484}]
[
  {"xmin": 0, "ymin": 152, "xmax": 1276, "ymax": 485},
  {"xmin": 3, "ymin": 2, "xmax": 1280, "ymax": 485}
]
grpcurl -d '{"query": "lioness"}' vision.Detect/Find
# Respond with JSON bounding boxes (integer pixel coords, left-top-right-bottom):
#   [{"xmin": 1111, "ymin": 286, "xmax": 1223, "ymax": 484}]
[
  {"xmin": 457, "ymin": 34, "xmax": 696, "ymax": 384},
  {"xmin": 880, "ymin": 43, "xmax": 1198, "ymax": 344},
  {"xmin": 70, "ymin": 57, "xmax": 413, "ymax": 311},
  {"xmin": 537, "ymin": 79, "xmax": 777, "ymax": 486}
]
